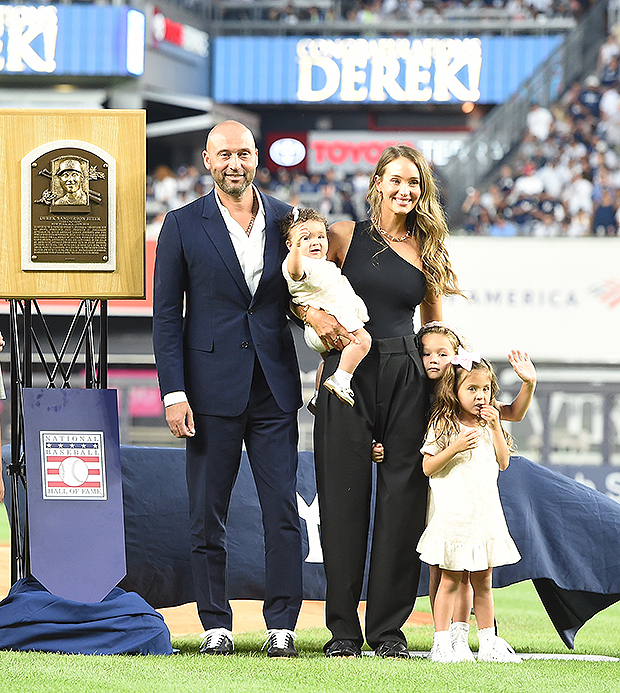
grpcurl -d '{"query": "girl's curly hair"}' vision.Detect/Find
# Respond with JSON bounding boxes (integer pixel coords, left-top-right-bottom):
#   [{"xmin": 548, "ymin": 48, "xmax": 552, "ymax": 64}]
[
  {"xmin": 428, "ymin": 358, "xmax": 515, "ymax": 453},
  {"xmin": 280, "ymin": 207, "xmax": 328, "ymax": 241}
]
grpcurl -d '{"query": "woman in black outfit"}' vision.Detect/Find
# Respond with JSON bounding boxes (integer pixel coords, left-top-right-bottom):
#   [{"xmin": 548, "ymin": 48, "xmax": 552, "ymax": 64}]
[{"xmin": 303, "ymin": 145, "xmax": 462, "ymax": 658}]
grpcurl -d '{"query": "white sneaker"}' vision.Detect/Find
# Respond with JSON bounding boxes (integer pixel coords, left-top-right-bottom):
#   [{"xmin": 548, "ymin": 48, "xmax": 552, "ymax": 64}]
[
  {"xmin": 478, "ymin": 634, "xmax": 522, "ymax": 663},
  {"xmin": 323, "ymin": 375, "xmax": 355, "ymax": 406},
  {"xmin": 450, "ymin": 622, "xmax": 475, "ymax": 662},
  {"xmin": 199, "ymin": 627, "xmax": 234, "ymax": 655},
  {"xmin": 429, "ymin": 631, "xmax": 454, "ymax": 663}
]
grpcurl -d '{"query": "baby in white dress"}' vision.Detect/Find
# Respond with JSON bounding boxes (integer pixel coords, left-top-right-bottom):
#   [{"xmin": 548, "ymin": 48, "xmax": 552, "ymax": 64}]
[{"xmin": 282, "ymin": 207, "xmax": 371, "ymax": 407}]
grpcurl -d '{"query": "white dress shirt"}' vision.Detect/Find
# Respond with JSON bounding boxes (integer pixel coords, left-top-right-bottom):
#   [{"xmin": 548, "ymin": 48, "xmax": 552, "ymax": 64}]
[
  {"xmin": 214, "ymin": 187, "xmax": 266, "ymax": 296},
  {"xmin": 163, "ymin": 187, "xmax": 266, "ymax": 408}
]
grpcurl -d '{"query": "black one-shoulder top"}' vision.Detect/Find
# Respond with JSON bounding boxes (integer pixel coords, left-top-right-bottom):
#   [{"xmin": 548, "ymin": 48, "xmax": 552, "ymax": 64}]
[{"xmin": 341, "ymin": 220, "xmax": 427, "ymax": 340}]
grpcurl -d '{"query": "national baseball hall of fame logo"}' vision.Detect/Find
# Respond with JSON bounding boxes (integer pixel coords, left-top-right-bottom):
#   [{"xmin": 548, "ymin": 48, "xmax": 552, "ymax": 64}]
[{"xmin": 40, "ymin": 432, "xmax": 107, "ymax": 500}]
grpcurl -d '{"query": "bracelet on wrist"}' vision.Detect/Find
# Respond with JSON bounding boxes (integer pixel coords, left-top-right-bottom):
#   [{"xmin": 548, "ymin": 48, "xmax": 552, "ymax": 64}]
[{"xmin": 298, "ymin": 304, "xmax": 311, "ymax": 325}]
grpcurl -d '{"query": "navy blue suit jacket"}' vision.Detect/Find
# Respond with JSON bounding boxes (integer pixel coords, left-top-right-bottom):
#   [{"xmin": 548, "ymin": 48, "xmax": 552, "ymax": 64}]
[{"xmin": 153, "ymin": 189, "xmax": 302, "ymax": 418}]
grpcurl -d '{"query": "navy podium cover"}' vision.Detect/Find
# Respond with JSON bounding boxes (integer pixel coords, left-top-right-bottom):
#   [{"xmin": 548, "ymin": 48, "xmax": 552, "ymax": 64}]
[
  {"xmin": 0, "ymin": 389, "xmax": 172, "ymax": 655},
  {"xmin": 0, "ymin": 578, "xmax": 173, "ymax": 655},
  {"xmin": 23, "ymin": 388, "xmax": 126, "ymax": 603}
]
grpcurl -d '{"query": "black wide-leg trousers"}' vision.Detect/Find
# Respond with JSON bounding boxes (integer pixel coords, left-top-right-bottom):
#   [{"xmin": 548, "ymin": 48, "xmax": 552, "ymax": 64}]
[{"xmin": 314, "ymin": 334, "xmax": 430, "ymax": 650}]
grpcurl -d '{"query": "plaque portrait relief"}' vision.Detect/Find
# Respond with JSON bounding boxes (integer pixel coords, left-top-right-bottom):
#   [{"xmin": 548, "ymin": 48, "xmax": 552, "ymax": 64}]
[
  {"xmin": 51, "ymin": 157, "xmax": 91, "ymax": 209},
  {"xmin": 22, "ymin": 141, "xmax": 117, "ymax": 272}
]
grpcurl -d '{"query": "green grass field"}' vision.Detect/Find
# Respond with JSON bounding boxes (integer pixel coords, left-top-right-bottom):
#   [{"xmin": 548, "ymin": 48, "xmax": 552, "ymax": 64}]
[{"xmin": 0, "ymin": 577, "xmax": 618, "ymax": 692}]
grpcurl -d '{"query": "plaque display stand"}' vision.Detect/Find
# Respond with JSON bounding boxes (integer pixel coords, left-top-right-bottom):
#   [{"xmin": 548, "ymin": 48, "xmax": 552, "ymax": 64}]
[
  {"xmin": 0, "ymin": 109, "xmax": 145, "ymax": 589},
  {"xmin": 8, "ymin": 299, "xmax": 109, "ymax": 584}
]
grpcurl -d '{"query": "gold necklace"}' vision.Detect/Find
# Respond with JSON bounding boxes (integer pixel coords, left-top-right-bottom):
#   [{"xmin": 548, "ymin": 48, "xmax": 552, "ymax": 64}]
[
  {"xmin": 371, "ymin": 215, "xmax": 412, "ymax": 243},
  {"xmin": 245, "ymin": 189, "xmax": 259, "ymax": 236}
]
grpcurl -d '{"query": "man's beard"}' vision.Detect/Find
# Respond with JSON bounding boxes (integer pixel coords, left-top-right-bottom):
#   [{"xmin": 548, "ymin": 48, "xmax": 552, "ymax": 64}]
[{"xmin": 213, "ymin": 168, "xmax": 253, "ymax": 198}]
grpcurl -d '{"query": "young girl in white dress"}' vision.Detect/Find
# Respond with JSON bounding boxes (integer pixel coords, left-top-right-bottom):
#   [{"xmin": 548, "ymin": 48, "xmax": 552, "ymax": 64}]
[
  {"xmin": 416, "ymin": 323, "xmax": 535, "ymax": 662},
  {"xmin": 417, "ymin": 352, "xmax": 522, "ymax": 663},
  {"xmin": 282, "ymin": 207, "xmax": 371, "ymax": 407}
]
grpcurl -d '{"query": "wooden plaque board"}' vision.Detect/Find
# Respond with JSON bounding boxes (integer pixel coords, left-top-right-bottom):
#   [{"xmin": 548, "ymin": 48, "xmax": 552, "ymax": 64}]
[{"xmin": 0, "ymin": 109, "xmax": 145, "ymax": 299}]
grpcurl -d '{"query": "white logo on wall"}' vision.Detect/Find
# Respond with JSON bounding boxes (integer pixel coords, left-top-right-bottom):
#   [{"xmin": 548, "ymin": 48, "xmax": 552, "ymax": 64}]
[
  {"xmin": 269, "ymin": 138, "xmax": 306, "ymax": 167},
  {"xmin": 0, "ymin": 5, "xmax": 58, "ymax": 73},
  {"xmin": 41, "ymin": 431, "xmax": 107, "ymax": 500},
  {"xmin": 297, "ymin": 37, "xmax": 481, "ymax": 103}
]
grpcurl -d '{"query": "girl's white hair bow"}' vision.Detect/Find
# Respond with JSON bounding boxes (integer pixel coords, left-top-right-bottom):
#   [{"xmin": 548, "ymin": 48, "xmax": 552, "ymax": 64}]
[{"xmin": 451, "ymin": 346, "xmax": 481, "ymax": 371}]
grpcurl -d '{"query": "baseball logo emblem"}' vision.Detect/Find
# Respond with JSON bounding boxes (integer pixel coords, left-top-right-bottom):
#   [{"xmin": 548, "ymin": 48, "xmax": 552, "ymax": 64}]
[{"xmin": 58, "ymin": 456, "xmax": 90, "ymax": 487}]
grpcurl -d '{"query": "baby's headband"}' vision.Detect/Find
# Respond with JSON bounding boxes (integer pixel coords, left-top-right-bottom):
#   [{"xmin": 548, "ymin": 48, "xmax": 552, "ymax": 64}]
[
  {"xmin": 452, "ymin": 346, "xmax": 481, "ymax": 371},
  {"xmin": 292, "ymin": 206, "xmax": 300, "ymax": 222}
]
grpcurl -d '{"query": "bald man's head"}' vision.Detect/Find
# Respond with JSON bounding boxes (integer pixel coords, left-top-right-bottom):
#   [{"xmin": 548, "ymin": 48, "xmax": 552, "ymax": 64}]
[
  {"xmin": 202, "ymin": 120, "xmax": 259, "ymax": 199},
  {"xmin": 205, "ymin": 120, "xmax": 255, "ymax": 151}
]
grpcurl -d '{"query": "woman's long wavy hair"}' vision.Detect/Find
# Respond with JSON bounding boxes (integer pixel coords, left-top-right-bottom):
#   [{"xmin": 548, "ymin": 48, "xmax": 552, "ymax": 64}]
[
  {"xmin": 367, "ymin": 145, "xmax": 462, "ymax": 300},
  {"xmin": 428, "ymin": 359, "xmax": 515, "ymax": 452}
]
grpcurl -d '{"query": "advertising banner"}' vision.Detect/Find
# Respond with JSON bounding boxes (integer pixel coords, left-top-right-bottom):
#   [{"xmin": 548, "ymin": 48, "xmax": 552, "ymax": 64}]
[
  {"xmin": 0, "ymin": 4, "xmax": 145, "ymax": 77},
  {"xmin": 306, "ymin": 129, "xmax": 467, "ymax": 172},
  {"xmin": 7, "ymin": 237, "xmax": 618, "ymax": 352},
  {"xmin": 214, "ymin": 34, "xmax": 563, "ymax": 105},
  {"xmin": 442, "ymin": 237, "xmax": 620, "ymax": 364}
]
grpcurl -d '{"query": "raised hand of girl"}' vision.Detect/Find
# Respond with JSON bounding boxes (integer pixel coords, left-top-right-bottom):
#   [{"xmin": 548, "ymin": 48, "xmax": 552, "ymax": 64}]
[{"xmin": 508, "ymin": 350, "xmax": 536, "ymax": 385}]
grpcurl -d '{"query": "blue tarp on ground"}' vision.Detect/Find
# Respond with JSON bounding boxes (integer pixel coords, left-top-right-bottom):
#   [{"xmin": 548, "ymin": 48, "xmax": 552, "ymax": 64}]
[
  {"xmin": 0, "ymin": 577, "xmax": 173, "ymax": 655},
  {"xmin": 116, "ymin": 448, "xmax": 620, "ymax": 649},
  {"xmin": 5, "ymin": 447, "xmax": 620, "ymax": 649}
]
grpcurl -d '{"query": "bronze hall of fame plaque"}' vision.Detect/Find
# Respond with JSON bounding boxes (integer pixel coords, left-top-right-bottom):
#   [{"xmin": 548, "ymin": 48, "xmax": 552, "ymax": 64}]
[{"xmin": 21, "ymin": 141, "xmax": 116, "ymax": 271}]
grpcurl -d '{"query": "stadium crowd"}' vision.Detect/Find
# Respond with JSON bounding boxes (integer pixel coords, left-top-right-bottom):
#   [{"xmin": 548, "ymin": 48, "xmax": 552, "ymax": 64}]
[
  {"xmin": 146, "ymin": 163, "xmax": 374, "ymax": 238},
  {"xmin": 212, "ymin": 0, "xmax": 589, "ymax": 22},
  {"xmin": 461, "ymin": 30, "xmax": 620, "ymax": 236}
]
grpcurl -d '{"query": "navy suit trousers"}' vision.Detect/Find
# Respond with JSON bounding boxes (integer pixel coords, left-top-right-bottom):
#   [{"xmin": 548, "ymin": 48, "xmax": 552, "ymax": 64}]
[{"xmin": 186, "ymin": 358, "xmax": 303, "ymax": 631}]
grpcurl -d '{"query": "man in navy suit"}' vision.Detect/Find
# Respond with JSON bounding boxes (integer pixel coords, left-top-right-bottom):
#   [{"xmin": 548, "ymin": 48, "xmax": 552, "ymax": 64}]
[{"xmin": 153, "ymin": 121, "xmax": 303, "ymax": 657}]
